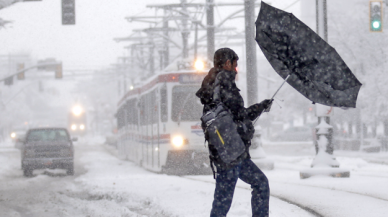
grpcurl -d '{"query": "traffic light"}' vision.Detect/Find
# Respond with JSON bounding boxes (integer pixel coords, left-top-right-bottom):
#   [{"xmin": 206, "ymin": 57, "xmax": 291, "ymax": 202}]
[
  {"xmin": 62, "ymin": 0, "xmax": 76, "ymax": 25},
  {"xmin": 55, "ymin": 63, "xmax": 63, "ymax": 79},
  {"xmin": 17, "ymin": 63, "xmax": 25, "ymax": 80},
  {"xmin": 4, "ymin": 76, "xmax": 13, "ymax": 86},
  {"xmin": 370, "ymin": 1, "xmax": 383, "ymax": 32}
]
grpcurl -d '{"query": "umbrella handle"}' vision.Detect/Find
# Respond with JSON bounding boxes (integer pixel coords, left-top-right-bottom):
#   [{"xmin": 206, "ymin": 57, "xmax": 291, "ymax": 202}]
[{"xmin": 270, "ymin": 74, "xmax": 290, "ymax": 100}]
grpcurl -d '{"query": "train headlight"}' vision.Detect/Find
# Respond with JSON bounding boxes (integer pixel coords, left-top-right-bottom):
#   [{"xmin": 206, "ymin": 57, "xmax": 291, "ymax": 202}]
[
  {"xmin": 80, "ymin": 124, "xmax": 85, "ymax": 130},
  {"xmin": 10, "ymin": 132, "xmax": 16, "ymax": 138},
  {"xmin": 71, "ymin": 124, "xmax": 77, "ymax": 130},
  {"xmin": 194, "ymin": 60, "xmax": 204, "ymax": 71},
  {"xmin": 72, "ymin": 106, "xmax": 83, "ymax": 116},
  {"xmin": 172, "ymin": 136, "xmax": 184, "ymax": 148}
]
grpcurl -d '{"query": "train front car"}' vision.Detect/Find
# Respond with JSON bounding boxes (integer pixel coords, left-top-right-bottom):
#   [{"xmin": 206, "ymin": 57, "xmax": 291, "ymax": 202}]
[
  {"xmin": 68, "ymin": 105, "xmax": 87, "ymax": 136},
  {"xmin": 117, "ymin": 59, "xmax": 212, "ymax": 175},
  {"xmin": 161, "ymin": 72, "xmax": 210, "ymax": 175}
]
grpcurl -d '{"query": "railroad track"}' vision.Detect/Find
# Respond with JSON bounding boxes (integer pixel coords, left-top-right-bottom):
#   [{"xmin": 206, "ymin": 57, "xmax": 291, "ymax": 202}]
[
  {"xmin": 183, "ymin": 176, "xmax": 325, "ymax": 217},
  {"xmin": 184, "ymin": 175, "xmax": 388, "ymax": 217},
  {"xmin": 270, "ymin": 179, "xmax": 388, "ymax": 202},
  {"xmin": 103, "ymin": 146, "xmax": 388, "ymax": 216}
]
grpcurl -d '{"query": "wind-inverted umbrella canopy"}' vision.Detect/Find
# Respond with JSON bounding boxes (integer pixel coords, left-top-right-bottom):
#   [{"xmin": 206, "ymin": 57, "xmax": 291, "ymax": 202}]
[{"xmin": 255, "ymin": 1, "xmax": 361, "ymax": 108}]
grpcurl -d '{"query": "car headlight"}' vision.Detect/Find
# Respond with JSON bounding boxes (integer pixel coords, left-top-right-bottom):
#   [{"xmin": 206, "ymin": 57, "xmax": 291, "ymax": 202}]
[
  {"xmin": 10, "ymin": 132, "xmax": 16, "ymax": 138},
  {"xmin": 80, "ymin": 124, "xmax": 85, "ymax": 130},
  {"xmin": 171, "ymin": 136, "xmax": 184, "ymax": 148},
  {"xmin": 71, "ymin": 124, "xmax": 77, "ymax": 130}
]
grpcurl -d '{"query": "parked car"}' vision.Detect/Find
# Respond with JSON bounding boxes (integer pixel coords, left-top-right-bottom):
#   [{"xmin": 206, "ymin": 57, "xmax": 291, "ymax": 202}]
[
  {"xmin": 271, "ymin": 126, "xmax": 313, "ymax": 142},
  {"xmin": 21, "ymin": 128, "xmax": 77, "ymax": 177}
]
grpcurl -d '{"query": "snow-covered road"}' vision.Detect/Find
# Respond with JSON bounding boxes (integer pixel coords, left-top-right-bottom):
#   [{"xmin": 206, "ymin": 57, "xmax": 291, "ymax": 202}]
[{"xmin": 1, "ymin": 140, "xmax": 388, "ymax": 217}]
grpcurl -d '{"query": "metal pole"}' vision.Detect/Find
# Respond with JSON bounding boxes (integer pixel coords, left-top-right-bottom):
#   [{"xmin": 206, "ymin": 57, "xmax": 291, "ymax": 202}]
[
  {"xmin": 181, "ymin": 0, "xmax": 189, "ymax": 58},
  {"xmin": 245, "ymin": 0, "xmax": 258, "ymax": 105},
  {"xmin": 316, "ymin": 0, "xmax": 328, "ymax": 41},
  {"xmin": 207, "ymin": 0, "xmax": 215, "ymax": 61},
  {"xmin": 149, "ymin": 42, "xmax": 155, "ymax": 75},
  {"xmin": 194, "ymin": 22, "xmax": 198, "ymax": 60},
  {"xmin": 163, "ymin": 9, "xmax": 170, "ymax": 68},
  {"xmin": 130, "ymin": 45, "xmax": 134, "ymax": 71},
  {"xmin": 315, "ymin": 0, "xmax": 338, "ymax": 167}
]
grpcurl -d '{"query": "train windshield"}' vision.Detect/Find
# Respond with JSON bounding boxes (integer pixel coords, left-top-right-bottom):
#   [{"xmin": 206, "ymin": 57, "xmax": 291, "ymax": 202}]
[{"xmin": 171, "ymin": 86, "xmax": 202, "ymax": 122}]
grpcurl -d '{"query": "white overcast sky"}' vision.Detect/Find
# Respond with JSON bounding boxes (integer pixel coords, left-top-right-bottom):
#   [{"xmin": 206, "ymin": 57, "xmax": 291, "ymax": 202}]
[{"xmin": 0, "ymin": 0, "xmax": 300, "ymax": 71}]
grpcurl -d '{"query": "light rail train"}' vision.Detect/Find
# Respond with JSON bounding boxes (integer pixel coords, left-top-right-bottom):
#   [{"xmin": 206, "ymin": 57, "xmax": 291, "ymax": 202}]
[
  {"xmin": 116, "ymin": 60, "xmax": 212, "ymax": 175},
  {"xmin": 68, "ymin": 105, "xmax": 86, "ymax": 136}
]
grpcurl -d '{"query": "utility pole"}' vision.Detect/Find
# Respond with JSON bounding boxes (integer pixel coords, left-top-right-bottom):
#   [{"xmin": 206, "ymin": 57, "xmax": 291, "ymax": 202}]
[
  {"xmin": 181, "ymin": 0, "xmax": 190, "ymax": 58},
  {"xmin": 163, "ymin": 9, "xmax": 170, "ymax": 68},
  {"xmin": 145, "ymin": 2, "xmax": 205, "ymax": 60},
  {"xmin": 316, "ymin": 0, "xmax": 328, "ymax": 41},
  {"xmin": 315, "ymin": 0, "xmax": 333, "ymax": 152},
  {"xmin": 207, "ymin": 0, "xmax": 215, "ymax": 61},
  {"xmin": 245, "ymin": 0, "xmax": 258, "ymax": 105},
  {"xmin": 194, "ymin": 21, "xmax": 199, "ymax": 59},
  {"xmin": 300, "ymin": 0, "xmax": 349, "ymax": 179},
  {"xmin": 119, "ymin": 0, "xmax": 261, "ymax": 76}
]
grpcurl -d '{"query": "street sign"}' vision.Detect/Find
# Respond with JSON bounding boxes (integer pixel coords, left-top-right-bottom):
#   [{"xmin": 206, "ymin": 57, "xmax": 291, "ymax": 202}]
[{"xmin": 62, "ymin": 0, "xmax": 75, "ymax": 25}]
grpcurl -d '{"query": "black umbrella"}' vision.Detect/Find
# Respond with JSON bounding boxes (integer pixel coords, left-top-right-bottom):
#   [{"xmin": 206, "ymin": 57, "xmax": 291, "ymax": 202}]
[{"xmin": 255, "ymin": 1, "xmax": 362, "ymax": 108}]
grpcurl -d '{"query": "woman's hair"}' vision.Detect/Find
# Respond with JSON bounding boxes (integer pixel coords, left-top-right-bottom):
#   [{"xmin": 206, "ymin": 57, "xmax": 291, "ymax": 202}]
[{"xmin": 213, "ymin": 48, "xmax": 239, "ymax": 69}]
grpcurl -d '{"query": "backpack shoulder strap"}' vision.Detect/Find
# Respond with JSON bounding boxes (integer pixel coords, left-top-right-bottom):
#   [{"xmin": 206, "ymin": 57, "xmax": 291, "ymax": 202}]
[{"xmin": 212, "ymin": 71, "xmax": 223, "ymax": 104}]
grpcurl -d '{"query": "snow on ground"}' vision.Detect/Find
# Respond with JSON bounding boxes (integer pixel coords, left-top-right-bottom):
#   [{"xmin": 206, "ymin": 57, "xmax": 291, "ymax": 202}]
[
  {"xmin": 1, "ymin": 139, "xmax": 388, "ymax": 217},
  {"xmin": 76, "ymin": 144, "xmax": 314, "ymax": 217},
  {"xmin": 73, "ymin": 142, "xmax": 388, "ymax": 217}
]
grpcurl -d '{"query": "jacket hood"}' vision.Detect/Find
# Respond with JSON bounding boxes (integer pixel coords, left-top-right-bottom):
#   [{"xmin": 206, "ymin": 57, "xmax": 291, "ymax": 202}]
[{"xmin": 196, "ymin": 68, "xmax": 237, "ymax": 105}]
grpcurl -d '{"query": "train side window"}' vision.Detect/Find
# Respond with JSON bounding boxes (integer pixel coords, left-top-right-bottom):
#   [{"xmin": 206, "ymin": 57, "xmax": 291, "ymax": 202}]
[
  {"xmin": 151, "ymin": 90, "xmax": 158, "ymax": 124},
  {"xmin": 124, "ymin": 101, "xmax": 130, "ymax": 127},
  {"xmin": 116, "ymin": 106, "xmax": 125, "ymax": 129},
  {"xmin": 127, "ymin": 98, "xmax": 138, "ymax": 125},
  {"xmin": 147, "ymin": 91, "xmax": 153, "ymax": 125},
  {"xmin": 140, "ymin": 91, "xmax": 155, "ymax": 125},
  {"xmin": 160, "ymin": 87, "xmax": 167, "ymax": 122},
  {"xmin": 139, "ymin": 95, "xmax": 146, "ymax": 126}
]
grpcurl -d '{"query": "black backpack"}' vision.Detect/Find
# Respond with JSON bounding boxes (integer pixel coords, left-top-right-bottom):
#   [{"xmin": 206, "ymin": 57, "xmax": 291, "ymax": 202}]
[{"xmin": 200, "ymin": 72, "xmax": 246, "ymax": 174}]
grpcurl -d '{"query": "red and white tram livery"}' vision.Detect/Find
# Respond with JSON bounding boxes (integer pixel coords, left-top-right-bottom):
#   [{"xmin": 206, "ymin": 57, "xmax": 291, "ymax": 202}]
[{"xmin": 116, "ymin": 66, "xmax": 211, "ymax": 175}]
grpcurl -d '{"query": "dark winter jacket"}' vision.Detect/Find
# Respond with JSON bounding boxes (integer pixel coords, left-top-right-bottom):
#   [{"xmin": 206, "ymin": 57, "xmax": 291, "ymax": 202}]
[{"xmin": 196, "ymin": 68, "xmax": 267, "ymax": 169}]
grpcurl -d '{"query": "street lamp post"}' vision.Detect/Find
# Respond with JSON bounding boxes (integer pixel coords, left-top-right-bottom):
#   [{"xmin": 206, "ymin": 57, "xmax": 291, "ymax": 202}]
[{"xmin": 300, "ymin": 0, "xmax": 350, "ymax": 179}]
